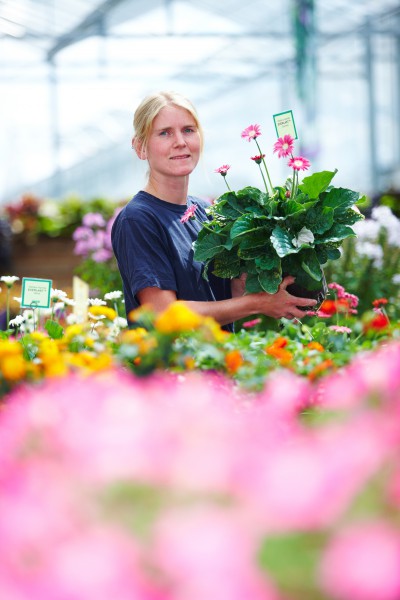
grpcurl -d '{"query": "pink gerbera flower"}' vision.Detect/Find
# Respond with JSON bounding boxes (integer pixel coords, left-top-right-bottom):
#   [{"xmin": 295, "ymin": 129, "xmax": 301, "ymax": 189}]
[
  {"xmin": 180, "ymin": 203, "xmax": 197, "ymax": 224},
  {"xmin": 241, "ymin": 124, "xmax": 261, "ymax": 142},
  {"xmin": 329, "ymin": 325, "xmax": 352, "ymax": 334},
  {"xmin": 214, "ymin": 164, "xmax": 231, "ymax": 176},
  {"xmin": 273, "ymin": 135, "xmax": 295, "ymax": 158},
  {"xmin": 288, "ymin": 156, "xmax": 311, "ymax": 171}
]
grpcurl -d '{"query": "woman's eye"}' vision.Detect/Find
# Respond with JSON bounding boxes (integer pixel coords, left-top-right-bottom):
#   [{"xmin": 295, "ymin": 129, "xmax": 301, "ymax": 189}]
[{"xmin": 184, "ymin": 127, "xmax": 195, "ymax": 133}]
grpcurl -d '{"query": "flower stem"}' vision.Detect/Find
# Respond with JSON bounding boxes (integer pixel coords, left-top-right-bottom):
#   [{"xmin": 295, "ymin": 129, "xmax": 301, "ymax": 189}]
[
  {"xmin": 6, "ymin": 287, "xmax": 10, "ymax": 330},
  {"xmin": 255, "ymin": 139, "xmax": 274, "ymax": 195},
  {"xmin": 257, "ymin": 165, "xmax": 268, "ymax": 194},
  {"xmin": 223, "ymin": 177, "xmax": 231, "ymax": 191}
]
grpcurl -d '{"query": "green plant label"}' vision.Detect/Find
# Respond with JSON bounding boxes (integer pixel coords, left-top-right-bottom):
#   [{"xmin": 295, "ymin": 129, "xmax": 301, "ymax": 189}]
[
  {"xmin": 273, "ymin": 110, "xmax": 298, "ymax": 139},
  {"xmin": 21, "ymin": 277, "xmax": 52, "ymax": 309}
]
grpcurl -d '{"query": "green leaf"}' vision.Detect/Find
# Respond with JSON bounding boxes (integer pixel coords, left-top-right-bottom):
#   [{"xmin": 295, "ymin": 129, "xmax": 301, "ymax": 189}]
[
  {"xmin": 270, "ymin": 226, "xmax": 298, "ymax": 257},
  {"xmin": 281, "ymin": 200, "xmax": 306, "ymax": 217},
  {"xmin": 236, "ymin": 186, "xmax": 269, "ymax": 207},
  {"xmin": 322, "ymin": 187, "xmax": 360, "ymax": 213},
  {"xmin": 316, "ymin": 223, "xmax": 356, "ymax": 243},
  {"xmin": 238, "ymin": 228, "xmax": 270, "ymax": 250},
  {"xmin": 258, "ymin": 269, "xmax": 282, "ymax": 293},
  {"xmin": 212, "ymin": 251, "xmax": 241, "ymax": 278},
  {"xmin": 230, "ymin": 214, "xmax": 260, "ymax": 239},
  {"xmin": 255, "ymin": 248, "xmax": 281, "ymax": 270},
  {"xmin": 298, "ymin": 169, "xmax": 338, "ymax": 199},
  {"xmin": 326, "ymin": 244, "xmax": 342, "ymax": 260},
  {"xmin": 258, "ymin": 532, "xmax": 325, "ymax": 598},
  {"xmin": 300, "ymin": 249, "xmax": 323, "ymax": 281},
  {"xmin": 193, "ymin": 233, "xmax": 226, "ymax": 261},
  {"xmin": 336, "ymin": 207, "xmax": 365, "ymax": 226},
  {"xmin": 305, "ymin": 205, "xmax": 334, "ymax": 234},
  {"xmin": 244, "ymin": 272, "xmax": 263, "ymax": 293},
  {"xmin": 45, "ymin": 319, "xmax": 64, "ymax": 339}
]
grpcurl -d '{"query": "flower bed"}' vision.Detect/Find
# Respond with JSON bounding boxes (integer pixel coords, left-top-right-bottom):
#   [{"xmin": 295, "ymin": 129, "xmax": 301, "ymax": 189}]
[{"xmin": 1, "ymin": 342, "xmax": 400, "ymax": 599}]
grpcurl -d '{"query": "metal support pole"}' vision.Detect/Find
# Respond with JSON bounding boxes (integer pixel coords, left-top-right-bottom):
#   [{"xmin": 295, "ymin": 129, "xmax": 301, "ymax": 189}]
[
  {"xmin": 364, "ymin": 18, "xmax": 379, "ymax": 196},
  {"xmin": 48, "ymin": 57, "xmax": 62, "ymax": 198}
]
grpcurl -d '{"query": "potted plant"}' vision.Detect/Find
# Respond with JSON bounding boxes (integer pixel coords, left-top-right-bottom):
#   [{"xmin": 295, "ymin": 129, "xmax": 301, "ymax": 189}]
[{"xmin": 193, "ymin": 125, "xmax": 365, "ymax": 306}]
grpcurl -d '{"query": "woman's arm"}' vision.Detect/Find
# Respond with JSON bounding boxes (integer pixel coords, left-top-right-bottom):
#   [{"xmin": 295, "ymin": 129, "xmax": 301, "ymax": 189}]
[{"xmin": 137, "ymin": 276, "xmax": 316, "ymax": 326}]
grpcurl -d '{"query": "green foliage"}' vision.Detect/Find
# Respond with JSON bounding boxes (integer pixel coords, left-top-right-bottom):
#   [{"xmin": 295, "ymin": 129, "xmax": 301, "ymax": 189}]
[{"xmin": 194, "ymin": 170, "xmax": 363, "ymax": 294}]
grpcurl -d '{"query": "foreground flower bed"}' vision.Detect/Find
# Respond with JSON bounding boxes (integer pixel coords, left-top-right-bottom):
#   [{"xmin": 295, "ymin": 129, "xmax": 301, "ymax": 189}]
[{"xmin": 1, "ymin": 342, "xmax": 400, "ymax": 599}]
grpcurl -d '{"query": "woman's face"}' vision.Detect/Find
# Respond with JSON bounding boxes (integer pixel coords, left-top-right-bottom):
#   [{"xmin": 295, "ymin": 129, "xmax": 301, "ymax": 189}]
[{"xmin": 144, "ymin": 104, "xmax": 201, "ymax": 179}]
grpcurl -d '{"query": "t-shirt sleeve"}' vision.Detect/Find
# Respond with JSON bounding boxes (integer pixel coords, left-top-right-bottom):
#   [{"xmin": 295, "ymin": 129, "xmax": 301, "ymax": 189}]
[{"xmin": 114, "ymin": 210, "xmax": 177, "ymax": 298}]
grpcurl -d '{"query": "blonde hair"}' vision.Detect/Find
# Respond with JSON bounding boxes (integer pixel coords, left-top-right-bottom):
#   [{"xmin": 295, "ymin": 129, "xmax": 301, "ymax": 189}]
[{"xmin": 132, "ymin": 91, "xmax": 204, "ymax": 156}]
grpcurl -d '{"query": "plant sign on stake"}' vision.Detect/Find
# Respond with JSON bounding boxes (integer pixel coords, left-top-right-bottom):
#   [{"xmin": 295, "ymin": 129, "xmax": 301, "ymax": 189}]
[{"xmin": 193, "ymin": 112, "xmax": 365, "ymax": 308}]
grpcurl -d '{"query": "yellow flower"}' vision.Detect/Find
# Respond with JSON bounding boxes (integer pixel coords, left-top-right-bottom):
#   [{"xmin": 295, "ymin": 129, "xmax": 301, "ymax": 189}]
[
  {"xmin": 0, "ymin": 339, "xmax": 22, "ymax": 358},
  {"xmin": 29, "ymin": 331, "xmax": 47, "ymax": 342},
  {"xmin": 121, "ymin": 327, "xmax": 148, "ymax": 344},
  {"xmin": 155, "ymin": 302, "xmax": 203, "ymax": 334},
  {"xmin": 43, "ymin": 358, "xmax": 68, "ymax": 378},
  {"xmin": 64, "ymin": 324, "xmax": 85, "ymax": 341},
  {"xmin": 88, "ymin": 305, "xmax": 117, "ymax": 321},
  {"xmin": 202, "ymin": 316, "xmax": 228, "ymax": 342},
  {"xmin": 1, "ymin": 354, "xmax": 27, "ymax": 381}
]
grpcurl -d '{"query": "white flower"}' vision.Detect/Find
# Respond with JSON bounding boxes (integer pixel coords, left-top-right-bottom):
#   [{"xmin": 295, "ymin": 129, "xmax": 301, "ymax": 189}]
[
  {"xmin": 88, "ymin": 298, "xmax": 107, "ymax": 306},
  {"xmin": 63, "ymin": 297, "xmax": 76, "ymax": 307},
  {"xmin": 392, "ymin": 273, "xmax": 400, "ymax": 285},
  {"xmin": 51, "ymin": 288, "xmax": 67, "ymax": 300},
  {"xmin": 9, "ymin": 314, "xmax": 25, "ymax": 327},
  {"xmin": 0, "ymin": 275, "xmax": 20, "ymax": 286},
  {"xmin": 104, "ymin": 290, "xmax": 123, "ymax": 300},
  {"xmin": 355, "ymin": 240, "xmax": 384, "ymax": 268},
  {"xmin": 352, "ymin": 219, "xmax": 380, "ymax": 241},
  {"xmin": 66, "ymin": 313, "xmax": 81, "ymax": 325},
  {"xmin": 88, "ymin": 312, "xmax": 106, "ymax": 321},
  {"xmin": 113, "ymin": 317, "xmax": 128, "ymax": 328},
  {"xmin": 292, "ymin": 226, "xmax": 314, "ymax": 248}
]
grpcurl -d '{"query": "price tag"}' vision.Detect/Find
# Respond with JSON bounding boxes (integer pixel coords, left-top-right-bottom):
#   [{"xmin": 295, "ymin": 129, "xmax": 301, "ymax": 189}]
[
  {"xmin": 273, "ymin": 110, "xmax": 298, "ymax": 139},
  {"xmin": 21, "ymin": 277, "xmax": 52, "ymax": 309}
]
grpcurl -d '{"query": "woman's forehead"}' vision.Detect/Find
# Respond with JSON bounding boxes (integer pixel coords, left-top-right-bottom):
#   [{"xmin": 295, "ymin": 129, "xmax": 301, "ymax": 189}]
[{"xmin": 153, "ymin": 105, "xmax": 195, "ymax": 128}]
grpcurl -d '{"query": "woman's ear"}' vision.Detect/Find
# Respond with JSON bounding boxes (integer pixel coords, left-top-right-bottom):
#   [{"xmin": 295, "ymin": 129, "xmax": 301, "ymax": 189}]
[{"xmin": 132, "ymin": 138, "xmax": 147, "ymax": 160}]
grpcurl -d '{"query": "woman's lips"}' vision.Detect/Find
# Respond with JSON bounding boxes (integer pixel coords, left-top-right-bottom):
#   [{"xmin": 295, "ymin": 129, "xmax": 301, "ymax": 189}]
[{"xmin": 170, "ymin": 154, "xmax": 190, "ymax": 160}]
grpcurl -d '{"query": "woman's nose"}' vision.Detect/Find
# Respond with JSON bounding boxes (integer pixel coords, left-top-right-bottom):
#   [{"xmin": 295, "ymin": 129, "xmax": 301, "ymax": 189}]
[{"xmin": 174, "ymin": 131, "xmax": 186, "ymax": 146}]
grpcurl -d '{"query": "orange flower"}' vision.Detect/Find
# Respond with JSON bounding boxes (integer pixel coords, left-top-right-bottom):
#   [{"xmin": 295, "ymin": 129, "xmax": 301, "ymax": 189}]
[
  {"xmin": 372, "ymin": 298, "xmax": 388, "ymax": 308},
  {"xmin": 271, "ymin": 336, "xmax": 289, "ymax": 348},
  {"xmin": 308, "ymin": 359, "xmax": 335, "ymax": 381},
  {"xmin": 225, "ymin": 350, "xmax": 244, "ymax": 374},
  {"xmin": 318, "ymin": 299, "xmax": 337, "ymax": 316},
  {"xmin": 307, "ymin": 341, "xmax": 324, "ymax": 352}
]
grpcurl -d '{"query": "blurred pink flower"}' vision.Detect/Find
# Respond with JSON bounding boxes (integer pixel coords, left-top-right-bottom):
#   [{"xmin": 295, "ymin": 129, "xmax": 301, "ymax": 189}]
[
  {"xmin": 319, "ymin": 521, "xmax": 400, "ymax": 600},
  {"xmin": 214, "ymin": 164, "xmax": 231, "ymax": 175},
  {"xmin": 329, "ymin": 325, "xmax": 352, "ymax": 334}
]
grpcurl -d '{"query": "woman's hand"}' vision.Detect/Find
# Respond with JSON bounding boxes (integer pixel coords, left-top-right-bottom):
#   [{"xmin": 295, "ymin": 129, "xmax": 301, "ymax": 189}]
[{"xmin": 255, "ymin": 275, "xmax": 317, "ymax": 319}]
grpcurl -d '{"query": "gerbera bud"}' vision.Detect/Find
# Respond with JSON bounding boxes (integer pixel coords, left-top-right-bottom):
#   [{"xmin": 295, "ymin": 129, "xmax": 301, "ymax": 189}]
[
  {"xmin": 214, "ymin": 164, "xmax": 231, "ymax": 177},
  {"xmin": 250, "ymin": 154, "xmax": 265, "ymax": 164}
]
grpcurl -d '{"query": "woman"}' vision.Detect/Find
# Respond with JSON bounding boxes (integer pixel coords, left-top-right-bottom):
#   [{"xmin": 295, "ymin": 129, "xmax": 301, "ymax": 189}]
[{"xmin": 111, "ymin": 91, "xmax": 316, "ymax": 329}]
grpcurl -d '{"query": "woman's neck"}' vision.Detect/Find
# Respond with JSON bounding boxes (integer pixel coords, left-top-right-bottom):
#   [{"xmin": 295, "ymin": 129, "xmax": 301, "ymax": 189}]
[{"xmin": 144, "ymin": 175, "xmax": 189, "ymax": 205}]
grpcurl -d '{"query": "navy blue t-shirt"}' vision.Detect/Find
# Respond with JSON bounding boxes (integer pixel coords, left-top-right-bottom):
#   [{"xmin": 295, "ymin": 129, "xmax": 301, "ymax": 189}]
[{"xmin": 111, "ymin": 191, "xmax": 232, "ymax": 327}]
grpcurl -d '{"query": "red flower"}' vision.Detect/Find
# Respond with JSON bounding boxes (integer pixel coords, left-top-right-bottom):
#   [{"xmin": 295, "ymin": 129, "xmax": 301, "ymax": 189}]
[
  {"xmin": 250, "ymin": 154, "xmax": 265, "ymax": 164},
  {"xmin": 364, "ymin": 313, "xmax": 390, "ymax": 332},
  {"xmin": 372, "ymin": 298, "xmax": 388, "ymax": 308}
]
